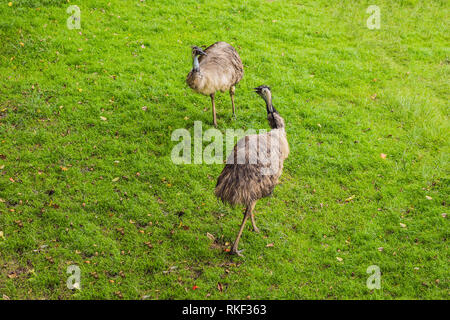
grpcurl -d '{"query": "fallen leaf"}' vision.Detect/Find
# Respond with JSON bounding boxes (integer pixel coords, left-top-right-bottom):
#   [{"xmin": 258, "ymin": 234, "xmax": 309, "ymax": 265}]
[
  {"xmin": 217, "ymin": 282, "xmax": 223, "ymax": 292},
  {"xmin": 192, "ymin": 285, "xmax": 199, "ymax": 290},
  {"xmin": 345, "ymin": 195, "xmax": 355, "ymax": 202},
  {"xmin": 425, "ymin": 195, "xmax": 432, "ymax": 200},
  {"xmin": 162, "ymin": 266, "xmax": 177, "ymax": 274},
  {"xmin": 266, "ymin": 243, "xmax": 274, "ymax": 247},
  {"xmin": 206, "ymin": 232, "xmax": 215, "ymax": 241},
  {"xmin": 144, "ymin": 241, "xmax": 153, "ymax": 248},
  {"xmin": 377, "ymin": 247, "xmax": 384, "ymax": 252},
  {"xmin": 2, "ymin": 294, "xmax": 10, "ymax": 300},
  {"xmin": 100, "ymin": 116, "xmax": 107, "ymax": 121},
  {"xmin": 400, "ymin": 223, "xmax": 406, "ymax": 228},
  {"xmin": 336, "ymin": 257, "xmax": 343, "ymax": 262},
  {"xmin": 112, "ymin": 177, "xmax": 119, "ymax": 182},
  {"xmin": 380, "ymin": 153, "xmax": 387, "ymax": 159}
]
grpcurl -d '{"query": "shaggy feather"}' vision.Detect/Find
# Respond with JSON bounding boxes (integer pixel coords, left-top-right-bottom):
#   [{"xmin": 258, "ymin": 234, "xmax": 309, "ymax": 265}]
[
  {"xmin": 186, "ymin": 42, "xmax": 243, "ymax": 95},
  {"xmin": 215, "ymin": 113, "xmax": 289, "ymax": 207}
]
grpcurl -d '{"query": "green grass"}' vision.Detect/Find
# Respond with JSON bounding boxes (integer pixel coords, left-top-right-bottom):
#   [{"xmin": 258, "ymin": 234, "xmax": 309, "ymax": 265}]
[{"xmin": 0, "ymin": 0, "xmax": 448, "ymax": 300}]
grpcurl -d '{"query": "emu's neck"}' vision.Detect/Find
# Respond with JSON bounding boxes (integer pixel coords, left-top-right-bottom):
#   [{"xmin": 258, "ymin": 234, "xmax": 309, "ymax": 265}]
[
  {"xmin": 265, "ymin": 100, "xmax": 285, "ymax": 130},
  {"xmin": 264, "ymin": 95, "xmax": 273, "ymax": 112},
  {"xmin": 261, "ymin": 93, "xmax": 285, "ymax": 129},
  {"xmin": 192, "ymin": 55, "xmax": 200, "ymax": 72}
]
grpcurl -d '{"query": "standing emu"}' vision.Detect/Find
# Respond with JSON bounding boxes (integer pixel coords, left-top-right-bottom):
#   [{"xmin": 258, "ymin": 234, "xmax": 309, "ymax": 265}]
[
  {"xmin": 215, "ymin": 86, "xmax": 289, "ymax": 256},
  {"xmin": 186, "ymin": 42, "xmax": 244, "ymax": 127}
]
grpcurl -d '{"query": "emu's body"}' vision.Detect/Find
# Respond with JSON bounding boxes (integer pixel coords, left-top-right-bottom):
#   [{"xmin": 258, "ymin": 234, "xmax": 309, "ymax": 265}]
[
  {"xmin": 215, "ymin": 127, "xmax": 289, "ymax": 206},
  {"xmin": 215, "ymin": 86, "xmax": 289, "ymax": 255},
  {"xmin": 186, "ymin": 42, "xmax": 243, "ymax": 126}
]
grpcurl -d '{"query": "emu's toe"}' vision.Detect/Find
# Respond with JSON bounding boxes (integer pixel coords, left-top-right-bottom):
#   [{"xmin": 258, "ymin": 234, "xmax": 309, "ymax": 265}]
[{"xmin": 230, "ymin": 248, "xmax": 244, "ymax": 257}]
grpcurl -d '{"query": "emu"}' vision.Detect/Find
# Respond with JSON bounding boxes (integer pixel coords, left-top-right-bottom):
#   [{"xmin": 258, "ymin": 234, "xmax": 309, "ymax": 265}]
[
  {"xmin": 186, "ymin": 42, "xmax": 244, "ymax": 127},
  {"xmin": 215, "ymin": 86, "xmax": 289, "ymax": 256}
]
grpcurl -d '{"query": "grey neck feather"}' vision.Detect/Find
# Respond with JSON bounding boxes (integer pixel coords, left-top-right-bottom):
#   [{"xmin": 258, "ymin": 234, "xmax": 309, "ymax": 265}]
[
  {"xmin": 262, "ymin": 91, "xmax": 285, "ymax": 129},
  {"xmin": 192, "ymin": 55, "xmax": 200, "ymax": 72},
  {"xmin": 264, "ymin": 96, "xmax": 274, "ymax": 113},
  {"xmin": 264, "ymin": 98, "xmax": 284, "ymax": 129}
]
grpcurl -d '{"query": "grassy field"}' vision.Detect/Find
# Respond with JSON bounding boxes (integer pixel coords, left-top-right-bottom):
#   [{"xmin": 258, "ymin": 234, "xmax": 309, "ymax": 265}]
[{"xmin": 0, "ymin": 0, "xmax": 448, "ymax": 300}]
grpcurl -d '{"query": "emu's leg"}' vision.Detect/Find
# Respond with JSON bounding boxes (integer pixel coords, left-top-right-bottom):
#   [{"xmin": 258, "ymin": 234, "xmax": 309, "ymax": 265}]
[
  {"xmin": 231, "ymin": 202, "xmax": 256, "ymax": 256},
  {"xmin": 230, "ymin": 86, "xmax": 236, "ymax": 119},
  {"xmin": 210, "ymin": 93, "xmax": 217, "ymax": 127},
  {"xmin": 250, "ymin": 209, "xmax": 260, "ymax": 233}
]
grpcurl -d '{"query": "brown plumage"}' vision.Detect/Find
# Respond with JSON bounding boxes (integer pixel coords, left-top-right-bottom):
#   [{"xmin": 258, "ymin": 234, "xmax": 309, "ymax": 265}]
[
  {"xmin": 186, "ymin": 42, "xmax": 244, "ymax": 127},
  {"xmin": 215, "ymin": 86, "xmax": 289, "ymax": 256}
]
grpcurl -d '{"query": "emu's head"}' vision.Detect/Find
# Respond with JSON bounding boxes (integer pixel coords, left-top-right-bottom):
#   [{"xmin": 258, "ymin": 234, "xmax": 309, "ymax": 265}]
[
  {"xmin": 254, "ymin": 85, "xmax": 284, "ymax": 129},
  {"xmin": 254, "ymin": 85, "xmax": 276, "ymax": 113},
  {"xmin": 191, "ymin": 46, "xmax": 207, "ymax": 58},
  {"xmin": 254, "ymin": 85, "xmax": 271, "ymax": 100}
]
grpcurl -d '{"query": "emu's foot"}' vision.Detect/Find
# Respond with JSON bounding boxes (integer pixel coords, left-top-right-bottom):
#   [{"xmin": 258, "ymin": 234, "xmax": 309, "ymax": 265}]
[
  {"xmin": 230, "ymin": 247, "xmax": 244, "ymax": 257},
  {"xmin": 253, "ymin": 227, "xmax": 260, "ymax": 233},
  {"xmin": 232, "ymin": 113, "xmax": 236, "ymax": 120}
]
